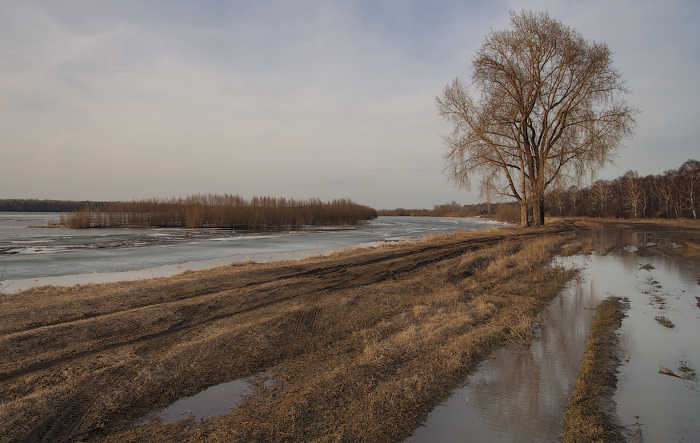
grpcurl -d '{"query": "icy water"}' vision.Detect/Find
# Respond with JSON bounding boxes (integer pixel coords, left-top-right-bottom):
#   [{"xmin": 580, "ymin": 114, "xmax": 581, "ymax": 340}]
[
  {"xmin": 408, "ymin": 226, "xmax": 700, "ymax": 442},
  {"xmin": 0, "ymin": 213, "xmax": 506, "ymax": 293}
]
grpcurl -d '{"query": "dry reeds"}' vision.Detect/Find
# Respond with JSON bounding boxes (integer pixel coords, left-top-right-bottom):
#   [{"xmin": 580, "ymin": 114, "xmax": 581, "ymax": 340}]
[{"xmin": 56, "ymin": 194, "xmax": 377, "ymax": 229}]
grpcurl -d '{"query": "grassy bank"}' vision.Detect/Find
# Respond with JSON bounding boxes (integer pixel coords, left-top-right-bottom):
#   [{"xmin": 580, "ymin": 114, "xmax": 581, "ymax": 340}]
[
  {"xmin": 0, "ymin": 224, "xmax": 579, "ymax": 442},
  {"xmin": 561, "ymin": 296, "xmax": 628, "ymax": 442}
]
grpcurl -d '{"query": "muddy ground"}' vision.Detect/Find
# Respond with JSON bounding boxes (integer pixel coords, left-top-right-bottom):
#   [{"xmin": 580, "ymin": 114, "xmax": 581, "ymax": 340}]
[{"xmin": 1, "ymin": 219, "xmax": 697, "ymax": 442}]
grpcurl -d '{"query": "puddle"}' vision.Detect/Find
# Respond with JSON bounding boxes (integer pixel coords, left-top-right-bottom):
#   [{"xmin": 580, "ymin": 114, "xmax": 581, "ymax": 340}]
[
  {"xmin": 408, "ymin": 227, "xmax": 700, "ymax": 442},
  {"xmin": 139, "ymin": 373, "xmax": 273, "ymax": 425}
]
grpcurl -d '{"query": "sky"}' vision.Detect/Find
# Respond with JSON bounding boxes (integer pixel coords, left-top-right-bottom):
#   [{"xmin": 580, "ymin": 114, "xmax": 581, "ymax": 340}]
[{"xmin": 1, "ymin": 0, "xmax": 698, "ymax": 209}]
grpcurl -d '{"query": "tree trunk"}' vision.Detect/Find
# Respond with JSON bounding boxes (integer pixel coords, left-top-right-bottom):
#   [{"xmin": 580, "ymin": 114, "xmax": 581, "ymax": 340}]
[
  {"xmin": 520, "ymin": 199, "xmax": 529, "ymax": 227},
  {"xmin": 532, "ymin": 196, "xmax": 545, "ymax": 226}
]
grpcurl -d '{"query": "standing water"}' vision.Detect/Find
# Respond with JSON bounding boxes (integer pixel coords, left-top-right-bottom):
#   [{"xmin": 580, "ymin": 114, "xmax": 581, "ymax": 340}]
[{"xmin": 408, "ymin": 226, "xmax": 700, "ymax": 442}]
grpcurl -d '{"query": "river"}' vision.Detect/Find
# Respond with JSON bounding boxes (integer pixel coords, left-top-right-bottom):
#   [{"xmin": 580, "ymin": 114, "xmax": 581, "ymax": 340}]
[{"xmin": 0, "ymin": 213, "xmax": 506, "ymax": 293}]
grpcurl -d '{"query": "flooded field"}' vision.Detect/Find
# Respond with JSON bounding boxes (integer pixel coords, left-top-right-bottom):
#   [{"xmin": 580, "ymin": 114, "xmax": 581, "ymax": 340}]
[
  {"xmin": 1, "ymin": 223, "xmax": 574, "ymax": 442},
  {"xmin": 408, "ymin": 225, "xmax": 700, "ymax": 442}
]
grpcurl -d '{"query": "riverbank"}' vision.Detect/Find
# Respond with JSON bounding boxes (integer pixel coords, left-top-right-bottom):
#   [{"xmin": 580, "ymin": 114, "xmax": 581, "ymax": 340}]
[{"xmin": 2, "ymin": 219, "xmax": 698, "ymax": 442}]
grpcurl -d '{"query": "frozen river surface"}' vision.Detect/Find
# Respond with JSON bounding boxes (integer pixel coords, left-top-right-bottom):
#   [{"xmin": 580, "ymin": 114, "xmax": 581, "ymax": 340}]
[{"xmin": 0, "ymin": 213, "xmax": 506, "ymax": 293}]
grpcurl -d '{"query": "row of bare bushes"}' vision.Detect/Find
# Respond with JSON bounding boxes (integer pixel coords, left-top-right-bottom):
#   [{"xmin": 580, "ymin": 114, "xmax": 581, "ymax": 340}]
[
  {"xmin": 55, "ymin": 194, "xmax": 378, "ymax": 229},
  {"xmin": 379, "ymin": 201, "xmax": 520, "ymax": 222}
]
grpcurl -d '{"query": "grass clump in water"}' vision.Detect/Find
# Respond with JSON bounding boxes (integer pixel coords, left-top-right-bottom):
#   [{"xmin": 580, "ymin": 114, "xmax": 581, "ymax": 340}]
[
  {"xmin": 678, "ymin": 360, "xmax": 698, "ymax": 382},
  {"xmin": 654, "ymin": 316, "xmax": 675, "ymax": 329},
  {"xmin": 561, "ymin": 296, "xmax": 628, "ymax": 443}
]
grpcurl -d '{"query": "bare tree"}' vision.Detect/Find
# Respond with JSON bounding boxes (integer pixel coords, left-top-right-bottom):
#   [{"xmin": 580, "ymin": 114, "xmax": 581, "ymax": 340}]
[
  {"xmin": 548, "ymin": 188, "xmax": 568, "ymax": 216},
  {"xmin": 651, "ymin": 173, "xmax": 673, "ymax": 217},
  {"xmin": 590, "ymin": 180, "xmax": 612, "ymax": 217},
  {"xmin": 678, "ymin": 159, "xmax": 700, "ymax": 219},
  {"xmin": 622, "ymin": 171, "xmax": 644, "ymax": 218},
  {"xmin": 437, "ymin": 10, "xmax": 637, "ymax": 226}
]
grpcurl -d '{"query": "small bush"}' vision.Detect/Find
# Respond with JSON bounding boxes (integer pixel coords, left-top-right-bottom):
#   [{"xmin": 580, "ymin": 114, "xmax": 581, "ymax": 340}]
[{"xmin": 493, "ymin": 204, "xmax": 521, "ymax": 223}]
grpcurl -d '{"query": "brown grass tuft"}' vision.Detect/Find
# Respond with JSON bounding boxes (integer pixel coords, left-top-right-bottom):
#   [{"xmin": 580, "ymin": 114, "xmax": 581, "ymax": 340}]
[{"xmin": 561, "ymin": 296, "xmax": 628, "ymax": 442}]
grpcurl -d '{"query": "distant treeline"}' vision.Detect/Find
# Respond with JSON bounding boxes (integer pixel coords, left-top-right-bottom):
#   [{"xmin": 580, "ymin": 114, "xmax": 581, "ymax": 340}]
[
  {"xmin": 56, "ymin": 194, "xmax": 378, "ymax": 229},
  {"xmin": 380, "ymin": 159, "xmax": 700, "ymax": 223},
  {"xmin": 0, "ymin": 199, "xmax": 107, "ymax": 212},
  {"xmin": 545, "ymin": 159, "xmax": 699, "ymax": 219},
  {"xmin": 379, "ymin": 202, "xmax": 520, "ymax": 223}
]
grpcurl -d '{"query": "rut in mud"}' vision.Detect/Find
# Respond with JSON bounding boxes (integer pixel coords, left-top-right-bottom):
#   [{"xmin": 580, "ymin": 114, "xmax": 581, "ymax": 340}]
[{"xmin": 1, "ymin": 224, "xmax": 576, "ymax": 442}]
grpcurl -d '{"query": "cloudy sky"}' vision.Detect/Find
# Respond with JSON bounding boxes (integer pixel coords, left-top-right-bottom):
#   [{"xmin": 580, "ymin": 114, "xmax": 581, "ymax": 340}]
[{"xmin": 1, "ymin": 0, "xmax": 698, "ymax": 209}]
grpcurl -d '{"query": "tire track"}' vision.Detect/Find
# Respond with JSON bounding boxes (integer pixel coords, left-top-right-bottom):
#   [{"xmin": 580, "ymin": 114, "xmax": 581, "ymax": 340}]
[{"xmin": 19, "ymin": 367, "xmax": 128, "ymax": 443}]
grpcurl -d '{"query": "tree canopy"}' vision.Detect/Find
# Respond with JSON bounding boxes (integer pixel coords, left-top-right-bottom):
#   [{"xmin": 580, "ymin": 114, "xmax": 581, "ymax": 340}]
[{"xmin": 437, "ymin": 10, "xmax": 637, "ymax": 226}]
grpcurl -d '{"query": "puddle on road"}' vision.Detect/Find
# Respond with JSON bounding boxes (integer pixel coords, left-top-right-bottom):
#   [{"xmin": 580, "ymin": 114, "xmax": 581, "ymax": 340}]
[
  {"xmin": 139, "ymin": 373, "xmax": 273, "ymax": 425},
  {"xmin": 408, "ymin": 227, "xmax": 700, "ymax": 442}
]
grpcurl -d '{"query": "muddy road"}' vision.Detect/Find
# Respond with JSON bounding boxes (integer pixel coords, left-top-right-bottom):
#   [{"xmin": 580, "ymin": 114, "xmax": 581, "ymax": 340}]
[{"xmin": 2, "ymin": 222, "xmax": 583, "ymax": 442}]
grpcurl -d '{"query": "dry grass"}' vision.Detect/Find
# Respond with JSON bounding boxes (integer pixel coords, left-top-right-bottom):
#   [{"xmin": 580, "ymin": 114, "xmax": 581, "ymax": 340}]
[
  {"xmin": 673, "ymin": 241, "xmax": 700, "ymax": 260},
  {"xmin": 654, "ymin": 316, "xmax": 675, "ymax": 329},
  {"xmin": 561, "ymin": 296, "xmax": 628, "ymax": 443},
  {"xmin": 1, "ymin": 224, "xmax": 580, "ymax": 442}
]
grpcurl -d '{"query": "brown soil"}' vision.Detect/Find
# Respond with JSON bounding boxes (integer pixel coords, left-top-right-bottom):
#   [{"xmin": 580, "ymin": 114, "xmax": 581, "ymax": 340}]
[{"xmin": 10, "ymin": 218, "xmax": 692, "ymax": 442}]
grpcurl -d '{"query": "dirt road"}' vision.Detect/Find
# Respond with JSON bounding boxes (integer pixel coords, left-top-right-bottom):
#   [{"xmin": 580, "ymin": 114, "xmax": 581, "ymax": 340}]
[{"xmin": 2, "ymin": 223, "xmax": 578, "ymax": 442}]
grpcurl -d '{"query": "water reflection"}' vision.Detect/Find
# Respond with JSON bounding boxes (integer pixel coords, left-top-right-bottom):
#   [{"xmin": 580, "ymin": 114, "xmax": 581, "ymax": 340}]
[
  {"xmin": 408, "ymin": 227, "xmax": 700, "ymax": 442},
  {"xmin": 407, "ymin": 260, "xmax": 602, "ymax": 442}
]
